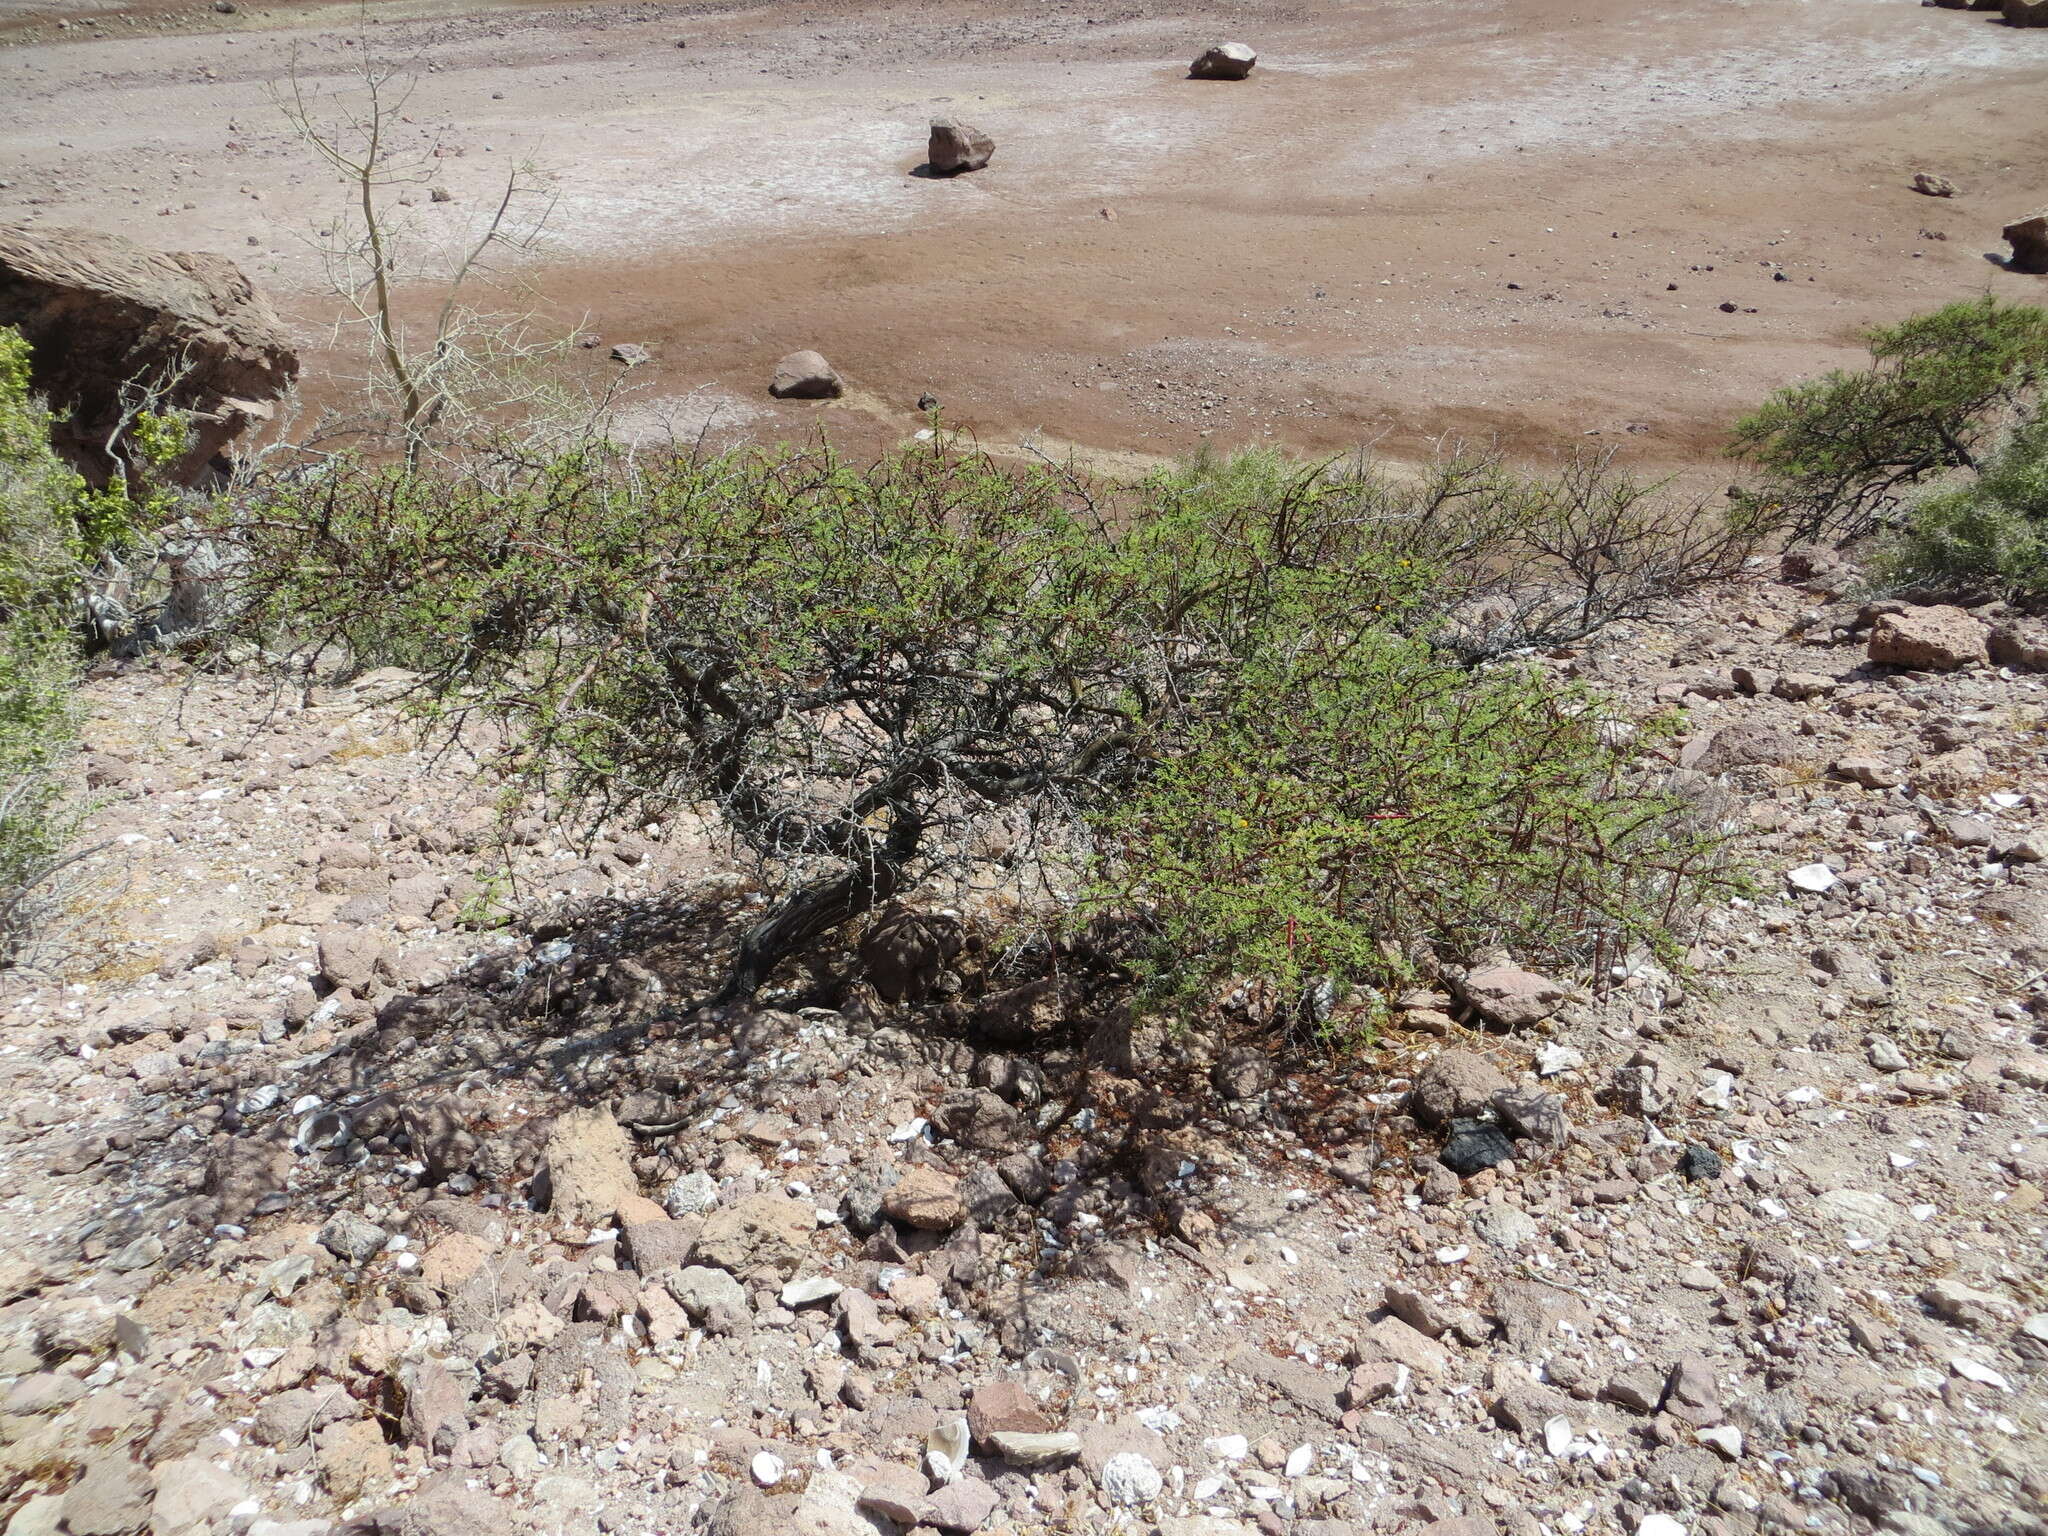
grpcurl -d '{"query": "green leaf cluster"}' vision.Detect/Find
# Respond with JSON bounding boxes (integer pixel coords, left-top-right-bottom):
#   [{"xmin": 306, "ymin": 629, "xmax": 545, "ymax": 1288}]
[{"xmin": 1879, "ymin": 405, "xmax": 2048, "ymax": 599}]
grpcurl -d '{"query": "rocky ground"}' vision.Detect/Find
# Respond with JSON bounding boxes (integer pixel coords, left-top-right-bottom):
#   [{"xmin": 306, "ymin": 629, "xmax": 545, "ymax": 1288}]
[{"xmin": 0, "ymin": 549, "xmax": 2043, "ymax": 1536}]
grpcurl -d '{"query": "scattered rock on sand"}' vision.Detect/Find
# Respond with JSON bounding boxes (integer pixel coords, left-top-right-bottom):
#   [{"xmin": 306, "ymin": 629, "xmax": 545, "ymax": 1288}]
[
  {"xmin": 610, "ymin": 342, "xmax": 651, "ymax": 365},
  {"xmin": 2004, "ymin": 209, "xmax": 2048, "ymax": 272},
  {"xmin": 769, "ymin": 349, "xmax": 843, "ymax": 399},
  {"xmin": 1910, "ymin": 172, "xmax": 1957, "ymax": 197},
  {"xmin": 927, "ymin": 118, "xmax": 995, "ymax": 174},
  {"xmin": 1189, "ymin": 42, "xmax": 1257, "ymax": 79}
]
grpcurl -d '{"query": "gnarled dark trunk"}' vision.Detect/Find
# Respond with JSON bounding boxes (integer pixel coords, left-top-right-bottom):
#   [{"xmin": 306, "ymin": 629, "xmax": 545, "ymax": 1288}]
[{"xmin": 712, "ymin": 809, "xmax": 925, "ymax": 1003}]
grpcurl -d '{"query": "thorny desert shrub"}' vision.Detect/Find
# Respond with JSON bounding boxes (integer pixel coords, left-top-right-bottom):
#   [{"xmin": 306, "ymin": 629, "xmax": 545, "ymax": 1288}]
[
  {"xmin": 1729, "ymin": 297, "xmax": 2048, "ymax": 543},
  {"xmin": 1096, "ymin": 637, "xmax": 1721, "ymax": 1036},
  {"xmin": 218, "ymin": 434, "xmax": 1741, "ymax": 1012},
  {"xmin": 1876, "ymin": 405, "xmax": 2048, "ymax": 602}
]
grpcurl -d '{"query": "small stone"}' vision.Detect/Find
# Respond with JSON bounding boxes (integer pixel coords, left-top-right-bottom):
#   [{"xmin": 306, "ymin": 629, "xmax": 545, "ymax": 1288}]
[
  {"xmin": 692, "ymin": 1191, "xmax": 813, "ymax": 1277},
  {"xmin": 668, "ymin": 1265, "xmax": 748, "ymax": 1319},
  {"xmin": 318, "ymin": 1211, "xmax": 388, "ymax": 1264},
  {"xmin": 609, "ymin": 343, "xmax": 651, "ymax": 365},
  {"xmin": 1439, "ymin": 1118, "xmax": 1514, "ymax": 1177},
  {"xmin": 665, "ymin": 1170, "xmax": 719, "ymax": 1216},
  {"xmin": 150, "ymin": 1457, "xmax": 247, "ymax": 1534},
  {"xmin": 543, "ymin": 1108, "xmax": 639, "ymax": 1228},
  {"xmin": 925, "ymin": 1478, "xmax": 1000, "ymax": 1532},
  {"xmin": 1678, "ymin": 1144, "xmax": 1723, "ymax": 1181},
  {"xmin": 1454, "ymin": 964, "xmax": 1568, "ymax": 1028},
  {"xmin": 1189, "ymin": 42, "xmax": 1257, "ymax": 79},
  {"xmin": 882, "ymin": 1164, "xmax": 965, "ymax": 1230},
  {"xmin": 769, "ymin": 349, "xmax": 843, "ymax": 399},
  {"xmin": 854, "ymin": 1460, "xmax": 932, "ymax": 1525},
  {"xmin": 751, "ymin": 1451, "xmax": 785, "ymax": 1486},
  {"xmin": 1921, "ymin": 1277, "xmax": 2018, "ymax": 1330},
  {"xmin": 59, "ymin": 1456, "xmax": 153, "ymax": 1536},
  {"xmin": 1361, "ymin": 1316, "xmax": 1450, "ymax": 1378},
  {"xmin": 968, "ymin": 1380, "xmax": 1054, "ymax": 1443},
  {"xmin": 1834, "ymin": 756, "xmax": 1901, "ymax": 790},
  {"xmin": 779, "ymin": 1276, "xmax": 843, "ymax": 1309},
  {"xmin": 1602, "ymin": 1364, "xmax": 1666, "ymax": 1414},
  {"xmin": 1344, "ymin": 1361, "xmax": 1403, "ymax": 1406},
  {"xmin": 1910, "ymin": 172, "xmax": 1957, "ymax": 197},
  {"xmin": 1098, "ymin": 1451, "xmax": 1163, "ymax": 1507},
  {"xmin": 1815, "ymin": 1188, "xmax": 1899, "ymax": 1238},
  {"xmin": 1471, "ymin": 1202, "xmax": 1540, "ymax": 1250},
  {"xmin": 1867, "ymin": 605, "xmax": 1989, "ymax": 671},
  {"xmin": 1410, "ymin": 1050, "xmax": 1511, "ymax": 1127},
  {"xmin": 927, "ymin": 118, "xmax": 994, "ymax": 174},
  {"xmin": 1786, "ymin": 863, "xmax": 1838, "ymax": 893},
  {"xmin": 2005, "ymin": 209, "xmax": 2048, "ymax": 272},
  {"xmin": 986, "ymin": 1430, "xmax": 1080, "ymax": 1468},
  {"xmin": 1492, "ymin": 1088, "xmax": 1568, "ymax": 1146}
]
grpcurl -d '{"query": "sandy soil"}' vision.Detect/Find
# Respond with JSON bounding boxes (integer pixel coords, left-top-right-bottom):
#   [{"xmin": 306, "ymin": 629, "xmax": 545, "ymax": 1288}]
[{"xmin": 3, "ymin": 0, "xmax": 2047, "ymax": 468}]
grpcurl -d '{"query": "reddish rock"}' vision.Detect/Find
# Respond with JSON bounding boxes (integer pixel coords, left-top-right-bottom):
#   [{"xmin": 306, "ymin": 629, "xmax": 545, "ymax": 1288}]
[
  {"xmin": 881, "ymin": 1164, "xmax": 965, "ymax": 1230},
  {"xmin": 1453, "ymin": 964, "xmax": 1569, "ymax": 1028},
  {"xmin": 1867, "ymin": 605, "xmax": 1989, "ymax": 671},
  {"xmin": 0, "ymin": 223, "xmax": 297, "ymax": 483},
  {"xmin": 968, "ymin": 1380, "xmax": 1055, "ymax": 1444}
]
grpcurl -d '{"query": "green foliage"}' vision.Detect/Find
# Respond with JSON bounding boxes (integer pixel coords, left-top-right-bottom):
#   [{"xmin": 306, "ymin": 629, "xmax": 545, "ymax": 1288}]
[
  {"xmin": 1098, "ymin": 638, "xmax": 1717, "ymax": 1032},
  {"xmin": 1878, "ymin": 406, "xmax": 2048, "ymax": 599},
  {"xmin": 0, "ymin": 614, "xmax": 82, "ymax": 943},
  {"xmin": 223, "ymin": 435, "xmax": 1739, "ymax": 1007},
  {"xmin": 1729, "ymin": 297, "xmax": 2048, "ymax": 541},
  {"xmin": 0, "ymin": 328, "xmax": 85, "ymax": 959}
]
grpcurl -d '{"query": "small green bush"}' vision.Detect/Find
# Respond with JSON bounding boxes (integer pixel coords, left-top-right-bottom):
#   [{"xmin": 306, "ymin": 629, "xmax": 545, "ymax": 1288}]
[
  {"xmin": 225, "ymin": 434, "xmax": 1739, "ymax": 1012},
  {"xmin": 1729, "ymin": 297, "xmax": 2048, "ymax": 541},
  {"xmin": 1877, "ymin": 407, "xmax": 2048, "ymax": 600},
  {"xmin": 1097, "ymin": 636, "xmax": 1715, "ymax": 1032}
]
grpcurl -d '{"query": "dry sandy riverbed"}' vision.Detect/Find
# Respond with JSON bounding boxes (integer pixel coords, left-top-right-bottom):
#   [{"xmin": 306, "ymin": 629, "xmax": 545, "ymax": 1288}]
[{"xmin": 3, "ymin": 0, "xmax": 2047, "ymax": 467}]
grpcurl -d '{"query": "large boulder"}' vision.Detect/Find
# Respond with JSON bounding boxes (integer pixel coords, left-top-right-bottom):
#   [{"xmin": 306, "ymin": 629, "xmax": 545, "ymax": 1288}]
[
  {"xmin": 2004, "ymin": 209, "xmax": 2048, "ymax": 272},
  {"xmin": 0, "ymin": 224, "xmax": 297, "ymax": 483},
  {"xmin": 2005, "ymin": 0, "xmax": 2048, "ymax": 25},
  {"xmin": 927, "ymin": 118, "xmax": 995, "ymax": 175},
  {"xmin": 1189, "ymin": 42, "xmax": 1257, "ymax": 79}
]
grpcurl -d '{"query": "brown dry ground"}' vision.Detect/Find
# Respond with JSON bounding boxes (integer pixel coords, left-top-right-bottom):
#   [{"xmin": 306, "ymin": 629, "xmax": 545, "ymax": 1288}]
[{"xmin": 3, "ymin": 0, "xmax": 2047, "ymax": 471}]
